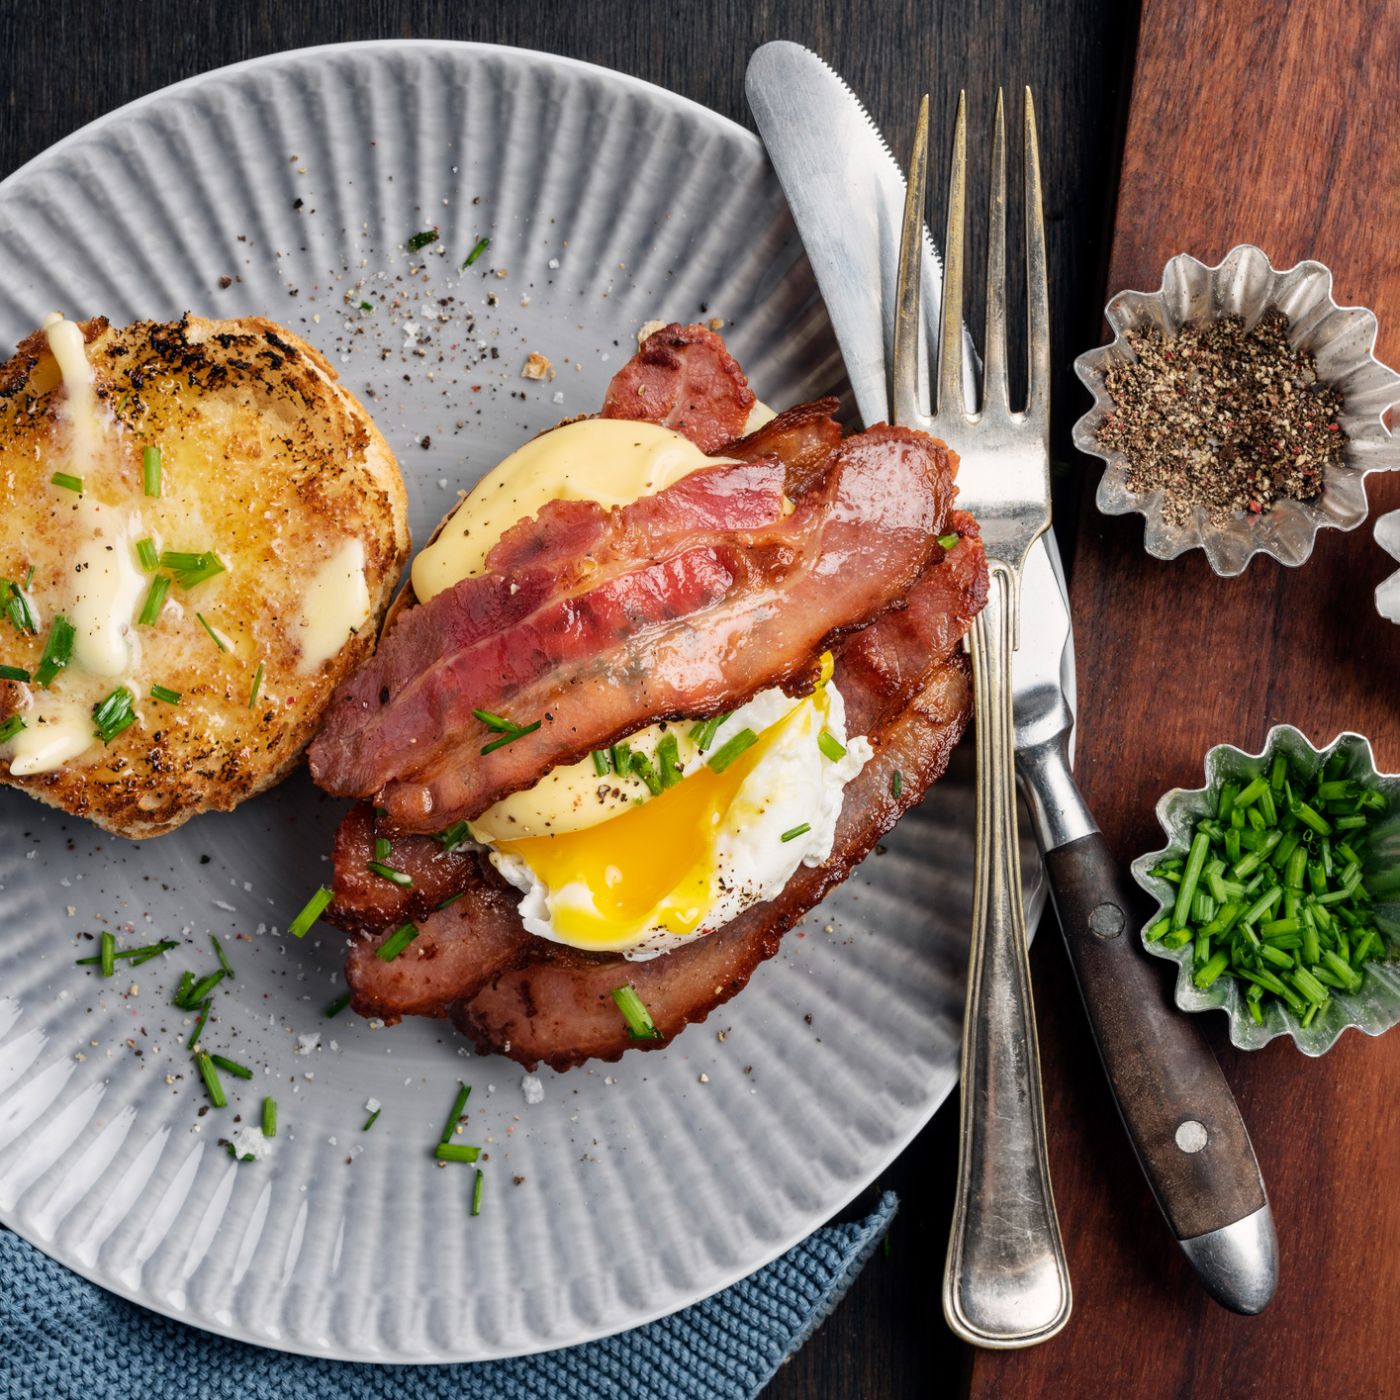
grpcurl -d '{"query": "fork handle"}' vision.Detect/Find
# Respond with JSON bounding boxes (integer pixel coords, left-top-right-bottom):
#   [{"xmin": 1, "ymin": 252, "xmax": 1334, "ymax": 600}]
[{"xmin": 943, "ymin": 559, "xmax": 1072, "ymax": 1348}]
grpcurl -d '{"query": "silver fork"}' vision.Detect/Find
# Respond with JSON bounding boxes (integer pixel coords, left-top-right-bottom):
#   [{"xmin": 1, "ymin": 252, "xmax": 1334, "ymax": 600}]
[{"xmin": 893, "ymin": 91, "xmax": 1072, "ymax": 1348}]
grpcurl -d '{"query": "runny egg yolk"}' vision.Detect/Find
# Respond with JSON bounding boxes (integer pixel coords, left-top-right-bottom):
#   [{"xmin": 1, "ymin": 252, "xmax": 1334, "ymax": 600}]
[{"xmin": 493, "ymin": 714, "xmax": 784, "ymax": 948}]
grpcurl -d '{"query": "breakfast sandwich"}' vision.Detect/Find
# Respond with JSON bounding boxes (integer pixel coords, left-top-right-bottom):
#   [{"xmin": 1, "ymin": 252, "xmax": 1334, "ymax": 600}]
[
  {"xmin": 309, "ymin": 323, "xmax": 987, "ymax": 1068},
  {"xmin": 0, "ymin": 313, "xmax": 410, "ymax": 837}
]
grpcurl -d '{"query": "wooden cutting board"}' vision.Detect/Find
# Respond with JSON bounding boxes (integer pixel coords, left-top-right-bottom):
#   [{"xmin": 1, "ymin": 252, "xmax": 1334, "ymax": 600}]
[{"xmin": 968, "ymin": 0, "xmax": 1400, "ymax": 1395}]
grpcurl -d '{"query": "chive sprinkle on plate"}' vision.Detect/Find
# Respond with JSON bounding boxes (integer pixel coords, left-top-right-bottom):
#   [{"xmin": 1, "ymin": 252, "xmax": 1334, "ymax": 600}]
[
  {"xmin": 289, "ymin": 885, "xmax": 334, "ymax": 938},
  {"xmin": 1146, "ymin": 750, "xmax": 1393, "ymax": 1028},
  {"xmin": 262, "ymin": 1097, "xmax": 278, "ymax": 1138},
  {"xmin": 439, "ymin": 1082, "xmax": 472, "ymax": 1145}
]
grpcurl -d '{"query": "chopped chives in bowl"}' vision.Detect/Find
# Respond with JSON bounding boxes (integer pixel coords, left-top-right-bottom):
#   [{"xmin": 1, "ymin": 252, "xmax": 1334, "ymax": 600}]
[{"xmin": 1140, "ymin": 743, "xmax": 1395, "ymax": 1036}]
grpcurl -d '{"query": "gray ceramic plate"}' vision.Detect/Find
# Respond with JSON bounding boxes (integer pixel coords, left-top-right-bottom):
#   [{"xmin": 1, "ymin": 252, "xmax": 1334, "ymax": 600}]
[{"xmin": 0, "ymin": 40, "xmax": 1051, "ymax": 1361}]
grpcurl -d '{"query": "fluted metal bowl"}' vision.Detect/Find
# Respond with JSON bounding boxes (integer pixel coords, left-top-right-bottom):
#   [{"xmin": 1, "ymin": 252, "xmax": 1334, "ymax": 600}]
[
  {"xmin": 1131, "ymin": 725, "xmax": 1400, "ymax": 1055},
  {"xmin": 1073, "ymin": 245, "xmax": 1400, "ymax": 576},
  {"xmin": 1377, "ymin": 509, "xmax": 1400, "ymax": 621}
]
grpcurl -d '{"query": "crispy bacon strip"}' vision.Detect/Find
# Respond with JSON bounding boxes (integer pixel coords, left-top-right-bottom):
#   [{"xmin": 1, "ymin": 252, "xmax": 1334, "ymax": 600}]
[
  {"xmin": 310, "ymin": 425, "xmax": 955, "ymax": 832},
  {"xmin": 600, "ymin": 322, "xmax": 756, "ymax": 452},
  {"xmin": 723, "ymin": 396, "xmax": 844, "ymax": 485},
  {"xmin": 345, "ymin": 866, "xmax": 530, "ymax": 1022}
]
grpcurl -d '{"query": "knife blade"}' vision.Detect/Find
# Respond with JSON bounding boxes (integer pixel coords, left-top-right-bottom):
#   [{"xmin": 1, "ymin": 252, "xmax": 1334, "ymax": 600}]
[{"xmin": 747, "ymin": 39, "xmax": 1278, "ymax": 1315}]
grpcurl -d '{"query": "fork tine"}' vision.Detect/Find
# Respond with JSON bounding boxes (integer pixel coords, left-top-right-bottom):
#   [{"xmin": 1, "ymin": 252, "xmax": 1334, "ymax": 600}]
[
  {"xmin": 936, "ymin": 92, "xmax": 968, "ymax": 421},
  {"xmin": 892, "ymin": 94, "xmax": 929, "ymax": 428},
  {"xmin": 982, "ymin": 89, "xmax": 1009, "ymax": 414},
  {"xmin": 1023, "ymin": 87, "xmax": 1050, "ymax": 418}
]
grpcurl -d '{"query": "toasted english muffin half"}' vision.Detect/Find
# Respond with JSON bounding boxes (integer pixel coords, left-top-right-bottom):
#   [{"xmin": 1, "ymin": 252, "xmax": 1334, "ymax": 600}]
[{"xmin": 0, "ymin": 313, "xmax": 409, "ymax": 837}]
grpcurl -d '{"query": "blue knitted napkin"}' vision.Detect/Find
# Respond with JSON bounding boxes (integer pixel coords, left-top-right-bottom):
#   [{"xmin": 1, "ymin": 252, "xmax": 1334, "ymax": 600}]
[{"xmin": 0, "ymin": 1192, "xmax": 894, "ymax": 1400}]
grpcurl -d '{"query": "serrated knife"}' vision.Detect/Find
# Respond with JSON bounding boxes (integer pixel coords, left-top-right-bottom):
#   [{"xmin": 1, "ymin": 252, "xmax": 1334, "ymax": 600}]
[{"xmin": 746, "ymin": 39, "xmax": 1278, "ymax": 1322}]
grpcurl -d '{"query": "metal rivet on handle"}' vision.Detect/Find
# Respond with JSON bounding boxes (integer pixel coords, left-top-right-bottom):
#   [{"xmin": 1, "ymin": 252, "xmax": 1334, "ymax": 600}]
[
  {"xmin": 1088, "ymin": 902, "xmax": 1124, "ymax": 939},
  {"xmin": 1175, "ymin": 1119, "xmax": 1209, "ymax": 1154}
]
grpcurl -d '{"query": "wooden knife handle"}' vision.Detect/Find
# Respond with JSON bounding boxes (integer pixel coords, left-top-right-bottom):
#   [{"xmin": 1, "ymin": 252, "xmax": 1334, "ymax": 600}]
[{"xmin": 1044, "ymin": 832, "xmax": 1266, "ymax": 1241}]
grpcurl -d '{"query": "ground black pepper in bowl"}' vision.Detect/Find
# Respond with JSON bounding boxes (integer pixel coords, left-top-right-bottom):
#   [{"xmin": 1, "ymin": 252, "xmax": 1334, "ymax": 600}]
[{"xmin": 1095, "ymin": 309, "xmax": 1347, "ymax": 527}]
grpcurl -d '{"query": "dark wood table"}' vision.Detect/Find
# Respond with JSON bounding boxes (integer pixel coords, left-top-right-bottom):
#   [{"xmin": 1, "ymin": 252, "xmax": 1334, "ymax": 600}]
[{"xmin": 32, "ymin": 3, "xmax": 1364, "ymax": 1395}]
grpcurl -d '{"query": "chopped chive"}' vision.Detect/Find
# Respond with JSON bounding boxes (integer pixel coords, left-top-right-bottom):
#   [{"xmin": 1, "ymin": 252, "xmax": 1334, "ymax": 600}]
[
  {"xmin": 374, "ymin": 835, "xmax": 392, "ymax": 861},
  {"xmin": 136, "ymin": 537, "xmax": 159, "ymax": 571},
  {"xmin": 1194, "ymin": 951, "xmax": 1230, "ymax": 988},
  {"xmin": 656, "ymin": 733, "xmax": 683, "ymax": 788},
  {"xmin": 34, "ymin": 616, "xmax": 75, "ymax": 686},
  {"xmin": 0, "ymin": 715, "xmax": 25, "ymax": 744},
  {"xmin": 937, "ymin": 532, "xmax": 959, "ymax": 550},
  {"xmin": 160, "ymin": 549, "xmax": 227, "ymax": 590},
  {"xmin": 817, "ymin": 730, "xmax": 846, "ymax": 762},
  {"xmin": 435, "ymin": 820, "xmax": 471, "ymax": 853},
  {"xmin": 472, "ymin": 707, "xmax": 518, "ymax": 732},
  {"xmin": 137, "ymin": 574, "xmax": 170, "ymax": 626},
  {"xmin": 630, "ymin": 751, "xmax": 663, "ymax": 796},
  {"xmin": 149, "ymin": 684, "xmax": 181, "ymax": 705},
  {"xmin": 2, "ymin": 578, "xmax": 36, "ymax": 634},
  {"xmin": 50, "ymin": 470, "xmax": 83, "ymax": 494},
  {"xmin": 0, "ymin": 664, "xmax": 29, "ymax": 682},
  {"xmin": 366, "ymin": 861, "xmax": 413, "ymax": 887},
  {"xmin": 471, "ymin": 1167, "xmax": 484, "ymax": 1217},
  {"xmin": 691, "ymin": 713, "xmax": 730, "ymax": 753},
  {"xmin": 358, "ymin": 300, "xmax": 374, "ymax": 312},
  {"xmin": 891, "ymin": 769, "xmax": 903, "ymax": 798},
  {"xmin": 210, "ymin": 934, "xmax": 234, "ymax": 979},
  {"xmin": 434, "ymin": 1142, "xmax": 481, "ymax": 1163},
  {"xmin": 247, "ymin": 661, "xmax": 264, "ymax": 709},
  {"xmin": 610, "ymin": 983, "xmax": 663, "ymax": 1041},
  {"xmin": 195, "ymin": 1051, "xmax": 226, "ymax": 1108},
  {"xmin": 362, "ymin": 1107, "xmax": 381, "ymax": 1131},
  {"xmin": 142, "ymin": 445, "xmax": 162, "ymax": 497},
  {"xmin": 611, "ymin": 741, "xmax": 633, "ymax": 776},
  {"xmin": 707, "ymin": 728, "xmax": 758, "ymax": 774},
  {"xmin": 480, "ymin": 718, "xmax": 542, "ymax": 755},
  {"xmin": 196, "ymin": 611, "xmax": 229, "ymax": 651},
  {"xmin": 92, "ymin": 687, "xmax": 137, "ymax": 744},
  {"xmin": 781, "ymin": 822, "xmax": 812, "ymax": 843},
  {"xmin": 592, "ymin": 748, "xmax": 612, "ymax": 776},
  {"xmin": 99, "ymin": 930, "xmax": 116, "ymax": 978},
  {"xmin": 375, "ymin": 922, "xmax": 419, "ymax": 961},
  {"xmin": 210, "ymin": 1053, "xmax": 253, "ymax": 1080},
  {"xmin": 439, "ymin": 1082, "xmax": 472, "ymax": 1145},
  {"xmin": 262, "ymin": 1097, "xmax": 277, "ymax": 1137},
  {"xmin": 125, "ymin": 940, "xmax": 180, "ymax": 966},
  {"xmin": 186, "ymin": 970, "xmax": 226, "ymax": 1006},
  {"xmin": 326, "ymin": 990, "xmax": 352, "ymax": 1018},
  {"xmin": 186, "ymin": 1000, "xmax": 211, "ymax": 1051},
  {"xmin": 437, "ymin": 891, "xmax": 466, "ymax": 910},
  {"xmin": 1171, "ymin": 831, "xmax": 1211, "ymax": 930},
  {"xmin": 1234, "ymin": 775, "xmax": 1269, "ymax": 809},
  {"xmin": 407, "ymin": 228, "xmax": 439, "ymax": 251},
  {"xmin": 289, "ymin": 885, "xmax": 334, "ymax": 938},
  {"xmin": 174, "ymin": 970, "xmax": 196, "ymax": 1008},
  {"xmin": 463, "ymin": 237, "xmax": 490, "ymax": 268}
]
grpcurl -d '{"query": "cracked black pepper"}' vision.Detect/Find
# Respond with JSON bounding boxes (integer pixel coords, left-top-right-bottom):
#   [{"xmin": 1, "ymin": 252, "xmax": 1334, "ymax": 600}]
[{"xmin": 1096, "ymin": 309, "xmax": 1346, "ymax": 527}]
